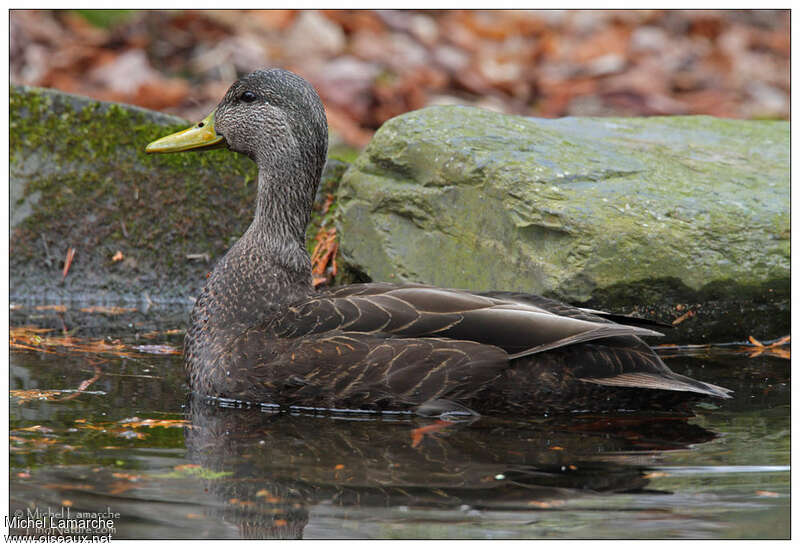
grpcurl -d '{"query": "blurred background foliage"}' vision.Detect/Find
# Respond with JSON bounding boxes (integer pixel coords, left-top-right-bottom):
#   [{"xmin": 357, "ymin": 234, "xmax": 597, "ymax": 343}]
[{"xmin": 10, "ymin": 9, "xmax": 790, "ymax": 147}]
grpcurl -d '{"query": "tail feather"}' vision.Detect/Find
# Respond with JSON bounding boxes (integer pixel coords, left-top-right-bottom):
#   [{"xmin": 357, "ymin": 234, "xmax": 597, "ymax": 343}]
[{"xmin": 579, "ymin": 372, "xmax": 733, "ymax": 399}]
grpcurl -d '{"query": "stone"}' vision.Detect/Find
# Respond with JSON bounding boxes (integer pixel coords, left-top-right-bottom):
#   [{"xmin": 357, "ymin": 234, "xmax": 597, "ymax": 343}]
[{"xmin": 337, "ymin": 106, "xmax": 789, "ymax": 340}]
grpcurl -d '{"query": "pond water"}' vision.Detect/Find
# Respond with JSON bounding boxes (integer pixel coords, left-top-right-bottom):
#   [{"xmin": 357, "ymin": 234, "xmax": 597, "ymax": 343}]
[{"xmin": 9, "ymin": 304, "xmax": 789, "ymax": 539}]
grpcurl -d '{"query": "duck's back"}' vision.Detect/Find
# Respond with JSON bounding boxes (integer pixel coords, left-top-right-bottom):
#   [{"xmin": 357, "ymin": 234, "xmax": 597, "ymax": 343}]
[{"xmin": 185, "ymin": 280, "xmax": 730, "ymax": 415}]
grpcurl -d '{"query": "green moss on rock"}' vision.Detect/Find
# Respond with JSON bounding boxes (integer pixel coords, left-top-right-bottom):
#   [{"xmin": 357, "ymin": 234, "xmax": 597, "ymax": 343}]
[{"xmin": 10, "ymin": 85, "xmax": 259, "ymax": 301}]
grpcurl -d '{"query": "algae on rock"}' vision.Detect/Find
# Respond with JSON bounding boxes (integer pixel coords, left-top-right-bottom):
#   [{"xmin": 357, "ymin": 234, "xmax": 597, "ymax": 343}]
[{"xmin": 10, "ymin": 85, "xmax": 259, "ymax": 302}]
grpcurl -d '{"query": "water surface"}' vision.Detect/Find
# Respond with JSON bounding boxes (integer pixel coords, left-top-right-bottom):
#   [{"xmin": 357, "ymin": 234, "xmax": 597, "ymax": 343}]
[{"xmin": 9, "ymin": 305, "xmax": 789, "ymax": 539}]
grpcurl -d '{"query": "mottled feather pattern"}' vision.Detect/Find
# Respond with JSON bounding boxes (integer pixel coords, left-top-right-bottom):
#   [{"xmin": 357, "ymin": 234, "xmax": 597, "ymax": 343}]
[
  {"xmin": 212, "ymin": 329, "xmax": 508, "ymax": 411},
  {"xmin": 174, "ymin": 69, "xmax": 731, "ymax": 415},
  {"xmin": 188, "ymin": 280, "xmax": 730, "ymax": 413}
]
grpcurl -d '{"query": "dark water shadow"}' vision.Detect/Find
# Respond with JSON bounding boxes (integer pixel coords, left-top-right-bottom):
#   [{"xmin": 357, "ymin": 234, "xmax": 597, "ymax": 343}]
[{"xmin": 185, "ymin": 400, "xmax": 717, "ymax": 539}]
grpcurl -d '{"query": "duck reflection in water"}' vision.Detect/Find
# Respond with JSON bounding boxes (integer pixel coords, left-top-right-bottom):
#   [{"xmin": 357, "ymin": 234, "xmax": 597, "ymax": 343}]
[{"xmin": 186, "ymin": 399, "xmax": 716, "ymax": 539}]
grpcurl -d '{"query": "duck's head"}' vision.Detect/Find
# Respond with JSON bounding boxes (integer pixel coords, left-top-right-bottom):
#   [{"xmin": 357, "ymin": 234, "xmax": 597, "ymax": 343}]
[{"xmin": 146, "ymin": 68, "xmax": 328, "ymax": 171}]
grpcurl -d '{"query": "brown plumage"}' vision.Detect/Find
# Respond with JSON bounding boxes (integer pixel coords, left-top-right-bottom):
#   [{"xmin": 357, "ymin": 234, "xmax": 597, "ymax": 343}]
[{"xmin": 146, "ymin": 68, "xmax": 731, "ymax": 417}]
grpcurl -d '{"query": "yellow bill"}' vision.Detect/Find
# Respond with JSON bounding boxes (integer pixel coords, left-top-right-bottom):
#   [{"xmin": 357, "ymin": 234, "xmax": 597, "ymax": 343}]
[{"xmin": 145, "ymin": 111, "xmax": 226, "ymax": 154}]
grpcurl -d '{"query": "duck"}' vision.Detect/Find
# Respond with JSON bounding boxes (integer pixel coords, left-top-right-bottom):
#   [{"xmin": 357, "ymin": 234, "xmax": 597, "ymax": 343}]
[{"xmin": 146, "ymin": 68, "xmax": 731, "ymax": 417}]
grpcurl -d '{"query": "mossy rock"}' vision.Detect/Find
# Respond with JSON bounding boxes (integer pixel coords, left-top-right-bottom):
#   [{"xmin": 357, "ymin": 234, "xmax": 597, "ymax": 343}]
[
  {"xmin": 10, "ymin": 85, "xmax": 263, "ymax": 303},
  {"xmin": 337, "ymin": 106, "xmax": 789, "ymax": 341}
]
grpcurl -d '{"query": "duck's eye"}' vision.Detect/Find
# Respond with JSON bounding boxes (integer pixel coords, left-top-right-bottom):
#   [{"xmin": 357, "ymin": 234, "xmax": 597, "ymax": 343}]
[{"xmin": 240, "ymin": 91, "xmax": 257, "ymax": 103}]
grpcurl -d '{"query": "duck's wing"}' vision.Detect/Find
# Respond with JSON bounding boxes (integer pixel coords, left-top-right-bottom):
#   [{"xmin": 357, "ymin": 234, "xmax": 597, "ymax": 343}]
[
  {"xmin": 268, "ymin": 284, "xmax": 663, "ymax": 357},
  {"xmin": 479, "ymin": 291, "xmax": 673, "ymax": 330}
]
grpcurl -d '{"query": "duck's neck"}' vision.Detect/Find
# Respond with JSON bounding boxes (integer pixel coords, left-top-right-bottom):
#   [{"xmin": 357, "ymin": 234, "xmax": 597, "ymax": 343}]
[
  {"xmin": 233, "ymin": 162, "xmax": 319, "ymax": 296},
  {"xmin": 252, "ymin": 166, "xmax": 313, "ymax": 254},
  {"xmin": 188, "ymin": 164, "xmax": 319, "ymax": 365},
  {"xmin": 214, "ymin": 159, "xmax": 321, "ymax": 292}
]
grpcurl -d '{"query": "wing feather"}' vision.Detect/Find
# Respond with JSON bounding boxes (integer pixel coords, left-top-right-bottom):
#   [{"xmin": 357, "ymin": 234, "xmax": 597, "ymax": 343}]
[{"xmin": 266, "ymin": 284, "xmax": 662, "ymax": 357}]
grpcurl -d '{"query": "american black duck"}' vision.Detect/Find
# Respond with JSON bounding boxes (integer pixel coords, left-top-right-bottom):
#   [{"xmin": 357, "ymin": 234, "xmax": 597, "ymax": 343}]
[{"xmin": 146, "ymin": 68, "xmax": 731, "ymax": 416}]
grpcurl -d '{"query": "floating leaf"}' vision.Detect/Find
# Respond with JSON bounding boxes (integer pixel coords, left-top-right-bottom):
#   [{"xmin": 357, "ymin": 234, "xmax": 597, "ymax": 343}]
[
  {"xmin": 62, "ymin": 247, "xmax": 76, "ymax": 280},
  {"xmin": 10, "ymin": 389, "xmax": 64, "ymax": 403},
  {"xmin": 119, "ymin": 418, "xmax": 188, "ymax": 429},
  {"xmin": 527, "ymin": 499, "xmax": 565, "ymax": 508},
  {"xmin": 34, "ymin": 305, "xmax": 68, "ymax": 312},
  {"xmin": 17, "ymin": 425, "xmax": 54, "ymax": 433},
  {"xmin": 79, "ymin": 306, "xmax": 138, "ymax": 314}
]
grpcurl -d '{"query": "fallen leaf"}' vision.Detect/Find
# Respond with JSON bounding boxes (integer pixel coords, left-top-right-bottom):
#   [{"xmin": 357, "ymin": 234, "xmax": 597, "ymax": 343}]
[
  {"xmin": 527, "ymin": 499, "xmax": 565, "ymax": 508},
  {"xmin": 10, "ymin": 389, "xmax": 64, "ymax": 403},
  {"xmin": 672, "ymin": 309, "xmax": 695, "ymax": 326},
  {"xmin": 79, "ymin": 306, "xmax": 137, "ymax": 314},
  {"xmin": 175, "ymin": 464, "xmax": 202, "ymax": 471},
  {"xmin": 310, "ymin": 226, "xmax": 339, "ymax": 287},
  {"xmin": 643, "ymin": 471, "xmax": 669, "ymax": 479},
  {"xmin": 62, "ymin": 247, "xmax": 76, "ymax": 280},
  {"xmin": 17, "ymin": 425, "xmax": 54, "ymax": 433},
  {"xmin": 111, "ymin": 472, "xmax": 142, "ymax": 481},
  {"xmin": 108, "ymin": 481, "xmax": 136, "ymax": 496},
  {"xmin": 34, "ymin": 305, "xmax": 68, "ymax": 312},
  {"xmin": 120, "ymin": 418, "xmax": 188, "ymax": 429}
]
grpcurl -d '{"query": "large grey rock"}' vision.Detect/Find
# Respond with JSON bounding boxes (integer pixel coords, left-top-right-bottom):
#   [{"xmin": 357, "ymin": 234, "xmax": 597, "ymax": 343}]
[{"xmin": 337, "ymin": 106, "xmax": 789, "ymax": 340}]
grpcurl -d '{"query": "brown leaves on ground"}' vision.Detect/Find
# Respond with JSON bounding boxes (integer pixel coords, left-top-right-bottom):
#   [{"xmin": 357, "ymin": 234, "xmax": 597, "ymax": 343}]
[
  {"xmin": 310, "ymin": 225, "xmax": 339, "ymax": 287},
  {"xmin": 10, "ymin": 10, "xmax": 789, "ymax": 148}
]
